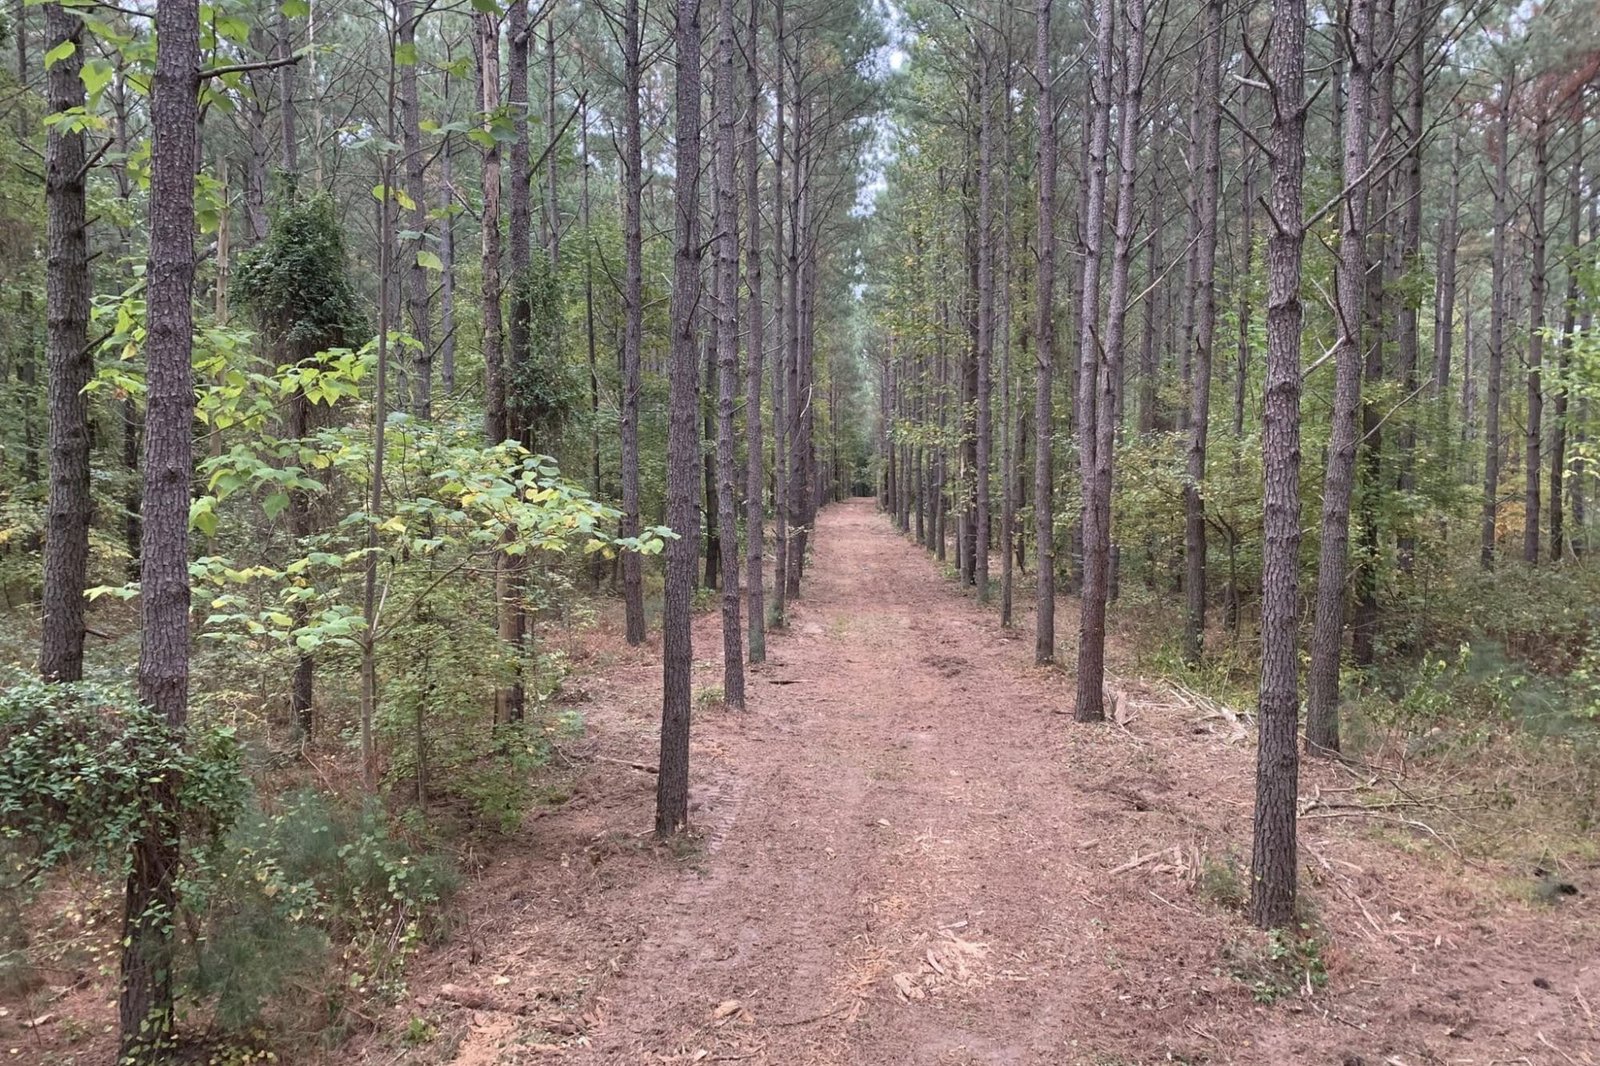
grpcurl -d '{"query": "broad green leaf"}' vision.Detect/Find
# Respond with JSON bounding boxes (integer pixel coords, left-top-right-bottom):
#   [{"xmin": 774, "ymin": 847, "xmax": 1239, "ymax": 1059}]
[
  {"xmin": 44, "ymin": 39, "xmax": 75, "ymax": 69},
  {"xmin": 80, "ymin": 58, "xmax": 113, "ymax": 99}
]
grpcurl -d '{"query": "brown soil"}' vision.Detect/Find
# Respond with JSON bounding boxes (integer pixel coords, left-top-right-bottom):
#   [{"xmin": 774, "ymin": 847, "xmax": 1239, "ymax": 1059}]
[
  {"xmin": 7, "ymin": 499, "xmax": 1598, "ymax": 1065},
  {"xmin": 380, "ymin": 499, "xmax": 1600, "ymax": 1065}
]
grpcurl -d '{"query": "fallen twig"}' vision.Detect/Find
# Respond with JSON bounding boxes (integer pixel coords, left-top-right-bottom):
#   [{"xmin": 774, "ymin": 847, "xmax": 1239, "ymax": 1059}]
[{"xmin": 1110, "ymin": 850, "xmax": 1164, "ymax": 875}]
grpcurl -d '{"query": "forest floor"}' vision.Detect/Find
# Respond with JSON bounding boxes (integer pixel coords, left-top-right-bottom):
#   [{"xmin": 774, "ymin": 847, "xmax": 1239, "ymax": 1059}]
[{"xmin": 371, "ymin": 498, "xmax": 1600, "ymax": 1066}]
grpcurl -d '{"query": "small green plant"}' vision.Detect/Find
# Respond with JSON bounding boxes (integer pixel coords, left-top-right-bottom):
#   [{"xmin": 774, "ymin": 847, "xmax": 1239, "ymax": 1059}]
[
  {"xmin": 1197, "ymin": 851, "xmax": 1246, "ymax": 910},
  {"xmin": 189, "ymin": 791, "xmax": 458, "ymax": 1031},
  {"xmin": 403, "ymin": 1016, "xmax": 438, "ymax": 1045},
  {"xmin": 1225, "ymin": 924, "xmax": 1328, "ymax": 1004},
  {"xmin": 696, "ymin": 686, "xmax": 725, "ymax": 708}
]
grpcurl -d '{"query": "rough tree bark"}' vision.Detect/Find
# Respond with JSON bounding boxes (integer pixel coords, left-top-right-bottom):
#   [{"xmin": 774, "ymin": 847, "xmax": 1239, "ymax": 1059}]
[
  {"xmin": 1482, "ymin": 69, "xmax": 1514, "ymax": 570},
  {"xmin": 1525, "ymin": 103, "xmax": 1551, "ymax": 564},
  {"xmin": 1250, "ymin": 0, "xmax": 1307, "ymax": 931},
  {"xmin": 1033, "ymin": 0, "xmax": 1058, "ymax": 665},
  {"xmin": 1394, "ymin": 0, "xmax": 1424, "ymax": 574},
  {"xmin": 499, "ymin": 0, "xmax": 532, "ymax": 725},
  {"xmin": 1350, "ymin": 0, "xmax": 1395, "ymax": 665},
  {"xmin": 771, "ymin": 0, "xmax": 790, "ymax": 624},
  {"xmin": 1071, "ymin": 0, "xmax": 1116, "ymax": 723},
  {"xmin": 1304, "ymin": 0, "xmax": 1375, "ymax": 755},
  {"xmin": 1433, "ymin": 124, "xmax": 1460, "ymax": 398},
  {"xmin": 657, "ymin": 0, "xmax": 703, "ymax": 838},
  {"xmin": 974, "ymin": 42, "xmax": 995, "ymax": 602},
  {"xmin": 475, "ymin": 12, "xmax": 506, "ymax": 444},
  {"xmin": 398, "ymin": 0, "xmax": 433, "ymax": 418},
  {"xmin": 620, "ymin": 0, "xmax": 646, "ymax": 644},
  {"xmin": 743, "ymin": 0, "xmax": 767, "ymax": 662},
  {"xmin": 1552, "ymin": 111, "xmax": 1584, "ymax": 561},
  {"xmin": 1181, "ymin": 0, "xmax": 1222, "ymax": 665},
  {"xmin": 441, "ymin": 137, "xmax": 457, "ymax": 393},
  {"xmin": 713, "ymin": 0, "xmax": 745, "ymax": 707},
  {"xmin": 123, "ymin": 0, "xmax": 199, "ymax": 1054},
  {"xmin": 39, "ymin": 1, "xmax": 91, "ymax": 685}
]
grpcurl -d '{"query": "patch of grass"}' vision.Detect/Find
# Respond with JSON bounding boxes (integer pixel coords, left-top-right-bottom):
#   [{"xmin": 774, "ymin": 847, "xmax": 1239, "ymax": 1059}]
[
  {"xmin": 1223, "ymin": 924, "xmax": 1329, "ymax": 1004},
  {"xmin": 695, "ymin": 686, "xmax": 725, "ymax": 709}
]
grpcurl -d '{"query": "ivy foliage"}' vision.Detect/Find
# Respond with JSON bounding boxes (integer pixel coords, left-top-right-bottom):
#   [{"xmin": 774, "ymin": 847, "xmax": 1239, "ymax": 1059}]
[
  {"xmin": 236, "ymin": 193, "xmax": 366, "ymax": 355},
  {"xmin": 509, "ymin": 247, "xmax": 586, "ymax": 436},
  {"xmin": 0, "ymin": 676, "xmax": 245, "ymax": 890}
]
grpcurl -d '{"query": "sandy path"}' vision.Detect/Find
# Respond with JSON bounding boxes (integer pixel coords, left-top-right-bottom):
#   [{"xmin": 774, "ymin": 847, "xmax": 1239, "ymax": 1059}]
[
  {"xmin": 572, "ymin": 497, "xmax": 1114, "ymax": 1063},
  {"xmin": 426, "ymin": 497, "xmax": 1600, "ymax": 1066}
]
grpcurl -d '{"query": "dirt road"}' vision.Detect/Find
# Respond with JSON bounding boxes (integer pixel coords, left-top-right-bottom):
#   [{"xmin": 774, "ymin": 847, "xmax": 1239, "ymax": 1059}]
[{"xmin": 424, "ymin": 498, "xmax": 1600, "ymax": 1066}]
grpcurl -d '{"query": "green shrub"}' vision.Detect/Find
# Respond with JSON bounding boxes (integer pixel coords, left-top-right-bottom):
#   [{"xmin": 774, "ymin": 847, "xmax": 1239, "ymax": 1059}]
[
  {"xmin": 0, "ymin": 675, "xmax": 245, "ymax": 891},
  {"xmin": 188, "ymin": 791, "xmax": 457, "ymax": 1033}
]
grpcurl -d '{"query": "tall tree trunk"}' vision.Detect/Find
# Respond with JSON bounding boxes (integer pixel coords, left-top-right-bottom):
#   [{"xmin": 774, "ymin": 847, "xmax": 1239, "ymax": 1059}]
[
  {"xmin": 1351, "ymin": 0, "xmax": 1394, "ymax": 667},
  {"xmin": 703, "ymin": 260, "xmax": 721, "ymax": 590},
  {"xmin": 507, "ymin": 0, "xmax": 531, "ymax": 440},
  {"xmin": 784, "ymin": 96, "xmax": 807, "ymax": 600},
  {"xmin": 713, "ymin": 0, "xmax": 744, "ymax": 706},
  {"xmin": 974, "ymin": 45, "xmax": 995, "ymax": 602},
  {"xmin": 39, "ymin": 2, "xmax": 91, "ymax": 684},
  {"xmin": 123, "ymin": 0, "xmax": 198, "ymax": 1054},
  {"xmin": 1574, "ymin": 192, "xmax": 1593, "ymax": 558},
  {"xmin": 1181, "ymin": 0, "xmax": 1222, "ymax": 665},
  {"xmin": 1482, "ymin": 69, "xmax": 1514, "ymax": 570},
  {"xmin": 582, "ymin": 97, "xmax": 601, "ymax": 524},
  {"xmin": 440, "ymin": 136, "xmax": 458, "ymax": 393},
  {"xmin": 1551, "ymin": 111, "xmax": 1583, "ymax": 562},
  {"xmin": 1525, "ymin": 105, "xmax": 1551, "ymax": 564},
  {"xmin": 544, "ymin": 18, "xmax": 560, "ymax": 263},
  {"xmin": 398, "ymin": 0, "xmax": 433, "ymax": 418},
  {"xmin": 1304, "ymin": 0, "xmax": 1375, "ymax": 755},
  {"xmin": 620, "ymin": 0, "xmax": 646, "ymax": 644},
  {"xmin": 277, "ymin": 5, "xmax": 297, "ymax": 173},
  {"xmin": 771, "ymin": 0, "xmax": 790, "ymax": 624},
  {"xmin": 1176, "ymin": 45, "xmax": 1204, "ymax": 434},
  {"xmin": 1251, "ymin": 0, "xmax": 1308, "ymax": 932},
  {"xmin": 999, "ymin": 54, "xmax": 1016, "ymax": 628},
  {"xmin": 1073, "ymin": 0, "xmax": 1132, "ymax": 724},
  {"xmin": 1394, "ymin": 1, "xmax": 1424, "ymax": 574},
  {"xmin": 741, "ymin": 0, "xmax": 766, "ymax": 661},
  {"xmin": 936, "ymin": 291, "xmax": 950, "ymax": 562},
  {"xmin": 1137, "ymin": 131, "xmax": 1164, "ymax": 436},
  {"xmin": 499, "ymin": 0, "xmax": 532, "ymax": 725},
  {"xmin": 658, "ymin": 0, "xmax": 703, "ymax": 838},
  {"xmin": 1433, "ymin": 123, "xmax": 1461, "ymax": 397},
  {"xmin": 1032, "ymin": 0, "xmax": 1057, "ymax": 664},
  {"xmin": 476, "ymin": 13, "xmax": 506, "ymax": 444}
]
